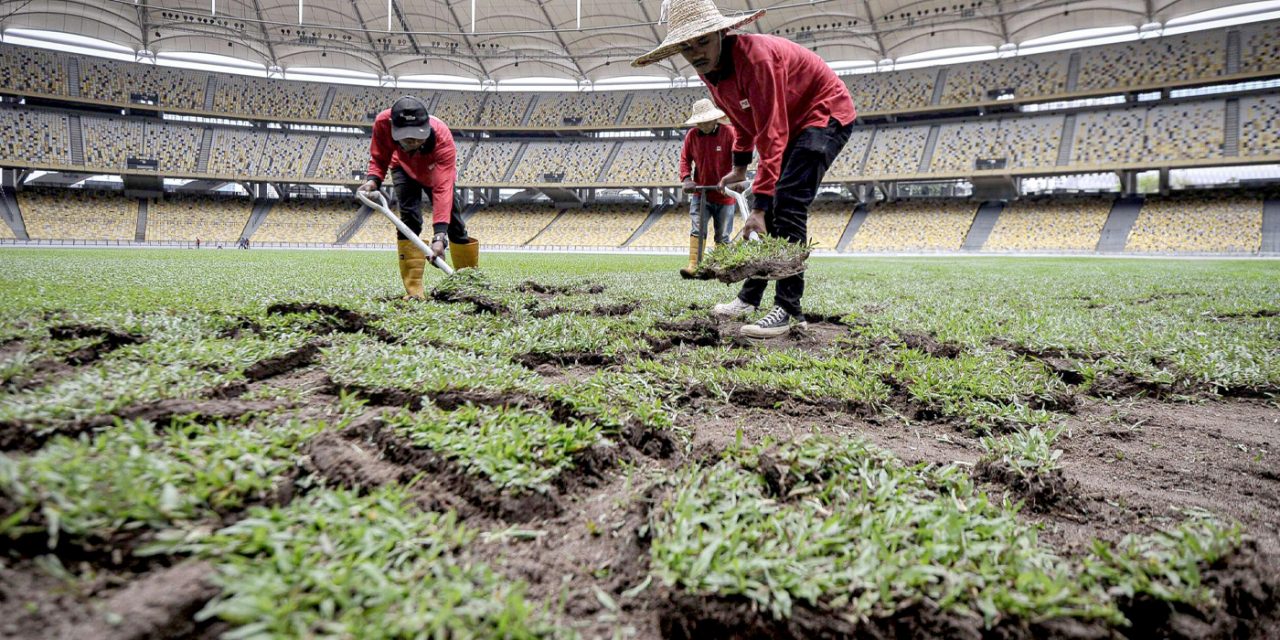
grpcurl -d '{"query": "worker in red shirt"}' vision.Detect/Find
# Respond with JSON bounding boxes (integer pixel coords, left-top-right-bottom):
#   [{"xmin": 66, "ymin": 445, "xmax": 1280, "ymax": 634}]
[
  {"xmin": 358, "ymin": 96, "xmax": 479, "ymax": 300},
  {"xmin": 634, "ymin": 0, "xmax": 856, "ymax": 338},
  {"xmin": 678, "ymin": 98, "xmax": 737, "ymax": 278}
]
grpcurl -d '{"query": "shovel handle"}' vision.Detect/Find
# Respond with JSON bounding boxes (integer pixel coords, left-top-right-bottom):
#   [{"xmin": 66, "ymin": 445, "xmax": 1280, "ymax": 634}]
[
  {"xmin": 720, "ymin": 185, "xmax": 760, "ymax": 242},
  {"xmin": 356, "ymin": 189, "xmax": 454, "ymax": 275}
]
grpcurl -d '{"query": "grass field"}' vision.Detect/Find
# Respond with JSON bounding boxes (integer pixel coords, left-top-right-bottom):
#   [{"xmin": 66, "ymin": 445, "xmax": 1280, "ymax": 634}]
[{"xmin": 1, "ymin": 248, "xmax": 1278, "ymax": 639}]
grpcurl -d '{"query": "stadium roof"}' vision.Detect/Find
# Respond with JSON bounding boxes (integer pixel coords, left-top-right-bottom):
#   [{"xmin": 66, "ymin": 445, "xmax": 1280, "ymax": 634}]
[{"xmin": 0, "ymin": 0, "xmax": 1272, "ymax": 85}]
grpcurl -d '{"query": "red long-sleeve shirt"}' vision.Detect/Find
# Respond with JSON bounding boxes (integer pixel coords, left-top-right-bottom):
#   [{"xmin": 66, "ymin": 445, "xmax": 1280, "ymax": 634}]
[
  {"xmin": 678, "ymin": 124, "xmax": 736, "ymax": 205},
  {"xmin": 700, "ymin": 34, "xmax": 856, "ymax": 211},
  {"xmin": 366, "ymin": 109, "xmax": 456, "ymax": 229}
]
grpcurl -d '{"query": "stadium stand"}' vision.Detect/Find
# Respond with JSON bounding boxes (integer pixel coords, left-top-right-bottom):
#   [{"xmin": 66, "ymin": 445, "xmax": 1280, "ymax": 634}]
[
  {"xmin": 528, "ymin": 204, "xmax": 646, "ymax": 247},
  {"xmin": 1144, "ymin": 101, "xmax": 1224, "ymax": 161},
  {"xmin": 478, "ymin": 93, "xmax": 533, "ymax": 128},
  {"xmin": 144, "ymin": 122, "xmax": 204, "ymax": 174},
  {"xmin": 527, "ymin": 92, "xmax": 629, "ymax": 128},
  {"xmin": 78, "ymin": 58, "xmax": 208, "ymax": 110},
  {"xmin": 620, "ymin": 88, "xmax": 705, "ymax": 127},
  {"xmin": 0, "ymin": 45, "xmax": 66, "ymax": 96},
  {"xmin": 931, "ymin": 115, "xmax": 1063, "ymax": 173},
  {"xmin": 1126, "ymin": 195, "xmax": 1263, "ymax": 253},
  {"xmin": 460, "ymin": 141, "xmax": 521, "ymax": 183},
  {"xmin": 212, "ymin": 75, "xmax": 325, "ymax": 121},
  {"xmin": 807, "ymin": 200, "xmax": 854, "ymax": 251},
  {"xmin": 1240, "ymin": 21, "xmax": 1280, "ymax": 74},
  {"xmin": 984, "ymin": 197, "xmax": 1113, "ymax": 252},
  {"xmin": 1076, "ymin": 30, "xmax": 1225, "ymax": 91},
  {"xmin": 252, "ymin": 198, "xmax": 357, "ymax": 244},
  {"xmin": 0, "ymin": 107, "xmax": 71, "ymax": 166},
  {"xmin": 328, "ymin": 86, "xmax": 399, "ymax": 123},
  {"xmin": 18, "ymin": 189, "xmax": 137, "ymax": 241},
  {"xmin": 314, "ymin": 135, "xmax": 367, "ymax": 181},
  {"xmin": 1070, "ymin": 107, "xmax": 1147, "ymax": 165},
  {"xmin": 80, "ymin": 115, "xmax": 145, "ymax": 171},
  {"xmin": 930, "ymin": 121, "xmax": 1001, "ymax": 174},
  {"xmin": 862, "ymin": 126, "xmax": 930, "ymax": 177},
  {"xmin": 511, "ymin": 141, "xmax": 612, "ymax": 183},
  {"xmin": 256, "ymin": 131, "xmax": 319, "ymax": 180},
  {"xmin": 432, "ymin": 92, "xmax": 482, "ymax": 128},
  {"xmin": 463, "ymin": 203, "xmax": 560, "ymax": 246},
  {"xmin": 846, "ymin": 200, "xmax": 977, "ymax": 252},
  {"xmin": 146, "ymin": 194, "xmax": 251, "ymax": 243},
  {"xmin": 845, "ymin": 68, "xmax": 934, "ymax": 112},
  {"xmin": 346, "ymin": 212, "xmax": 397, "ymax": 246},
  {"xmin": 940, "ymin": 53, "xmax": 1069, "ymax": 105},
  {"xmin": 206, "ymin": 128, "xmax": 266, "ymax": 177},
  {"xmin": 603, "ymin": 140, "xmax": 681, "ymax": 185},
  {"xmin": 629, "ymin": 207, "xmax": 691, "ymax": 249},
  {"xmin": 1240, "ymin": 94, "xmax": 1280, "ymax": 157},
  {"xmin": 825, "ymin": 129, "xmax": 874, "ymax": 180}
]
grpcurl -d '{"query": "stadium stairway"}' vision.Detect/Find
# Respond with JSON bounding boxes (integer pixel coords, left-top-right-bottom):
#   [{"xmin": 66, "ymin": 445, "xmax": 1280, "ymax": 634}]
[
  {"xmin": 837, "ymin": 204, "xmax": 869, "ymax": 252},
  {"xmin": 318, "ymin": 87, "xmax": 336, "ymax": 120},
  {"xmin": 963, "ymin": 201, "xmax": 1004, "ymax": 251},
  {"xmin": 135, "ymin": 199, "xmax": 147, "ymax": 242},
  {"xmin": 525, "ymin": 209, "xmax": 568, "ymax": 245},
  {"xmin": 68, "ymin": 116, "xmax": 84, "ymax": 166},
  {"xmin": 1262, "ymin": 199, "xmax": 1280, "ymax": 254},
  {"xmin": 622, "ymin": 204, "xmax": 671, "ymax": 247},
  {"xmin": 305, "ymin": 138, "xmax": 328, "ymax": 178},
  {"xmin": 241, "ymin": 199, "xmax": 275, "ymax": 242},
  {"xmin": 0, "ymin": 187, "xmax": 28, "ymax": 240},
  {"xmin": 337, "ymin": 205, "xmax": 373, "ymax": 244},
  {"xmin": 1057, "ymin": 115, "xmax": 1077, "ymax": 166},
  {"xmin": 1097, "ymin": 196, "xmax": 1143, "ymax": 252}
]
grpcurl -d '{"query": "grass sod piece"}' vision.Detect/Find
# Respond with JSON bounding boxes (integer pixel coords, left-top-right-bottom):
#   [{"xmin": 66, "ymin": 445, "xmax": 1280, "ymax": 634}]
[
  {"xmin": 0, "ymin": 416, "xmax": 320, "ymax": 549},
  {"xmin": 178, "ymin": 486, "xmax": 568, "ymax": 639},
  {"xmin": 321, "ymin": 337, "xmax": 545, "ymax": 401},
  {"xmin": 889, "ymin": 347, "xmax": 1070, "ymax": 432},
  {"xmin": 692, "ymin": 236, "xmax": 811, "ymax": 284},
  {"xmin": 383, "ymin": 404, "xmax": 605, "ymax": 494},
  {"xmin": 651, "ymin": 436, "xmax": 1247, "ymax": 630},
  {"xmin": 974, "ymin": 426, "xmax": 1071, "ymax": 510}
]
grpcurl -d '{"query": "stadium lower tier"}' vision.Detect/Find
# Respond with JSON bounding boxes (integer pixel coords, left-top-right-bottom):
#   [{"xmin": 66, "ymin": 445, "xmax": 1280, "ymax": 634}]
[{"xmin": 1, "ymin": 190, "xmax": 1273, "ymax": 255}]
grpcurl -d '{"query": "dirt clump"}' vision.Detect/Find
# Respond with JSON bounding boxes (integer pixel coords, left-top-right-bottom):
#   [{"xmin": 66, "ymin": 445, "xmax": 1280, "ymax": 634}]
[
  {"xmin": 973, "ymin": 459, "xmax": 1077, "ymax": 512},
  {"xmin": 60, "ymin": 561, "xmax": 219, "ymax": 640},
  {"xmin": 49, "ymin": 324, "xmax": 146, "ymax": 365},
  {"xmin": 265, "ymin": 302, "xmax": 395, "ymax": 340}
]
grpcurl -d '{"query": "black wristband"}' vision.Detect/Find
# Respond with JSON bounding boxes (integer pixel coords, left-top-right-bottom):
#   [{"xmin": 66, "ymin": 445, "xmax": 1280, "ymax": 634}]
[
  {"xmin": 732, "ymin": 151, "xmax": 753, "ymax": 167},
  {"xmin": 364, "ymin": 175, "xmax": 382, "ymax": 189},
  {"xmin": 432, "ymin": 222, "xmax": 449, "ymax": 236}
]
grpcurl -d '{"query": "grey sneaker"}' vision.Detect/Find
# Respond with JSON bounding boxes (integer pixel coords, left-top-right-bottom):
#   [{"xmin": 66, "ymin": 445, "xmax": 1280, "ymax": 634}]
[
  {"xmin": 741, "ymin": 307, "xmax": 807, "ymax": 339},
  {"xmin": 713, "ymin": 298, "xmax": 757, "ymax": 319}
]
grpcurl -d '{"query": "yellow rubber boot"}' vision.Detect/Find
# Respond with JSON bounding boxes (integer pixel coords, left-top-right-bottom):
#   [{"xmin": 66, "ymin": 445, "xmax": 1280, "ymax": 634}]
[
  {"xmin": 450, "ymin": 237, "xmax": 480, "ymax": 270},
  {"xmin": 679, "ymin": 236, "xmax": 701, "ymax": 279},
  {"xmin": 397, "ymin": 239, "xmax": 426, "ymax": 300}
]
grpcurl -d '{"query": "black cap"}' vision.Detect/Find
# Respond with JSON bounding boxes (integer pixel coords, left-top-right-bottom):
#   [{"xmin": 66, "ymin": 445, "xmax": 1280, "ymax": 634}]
[{"xmin": 390, "ymin": 96, "xmax": 431, "ymax": 141}]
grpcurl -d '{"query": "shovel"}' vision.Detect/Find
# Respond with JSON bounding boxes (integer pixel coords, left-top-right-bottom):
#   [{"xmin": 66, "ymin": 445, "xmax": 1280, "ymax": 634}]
[
  {"xmin": 689, "ymin": 183, "xmax": 759, "ymax": 267},
  {"xmin": 356, "ymin": 189, "xmax": 454, "ymax": 276}
]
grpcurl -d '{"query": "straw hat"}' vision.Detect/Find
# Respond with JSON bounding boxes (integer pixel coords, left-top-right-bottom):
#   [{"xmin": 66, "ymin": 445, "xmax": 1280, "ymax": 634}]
[
  {"xmin": 632, "ymin": 0, "xmax": 765, "ymax": 67},
  {"xmin": 684, "ymin": 98, "xmax": 729, "ymax": 125}
]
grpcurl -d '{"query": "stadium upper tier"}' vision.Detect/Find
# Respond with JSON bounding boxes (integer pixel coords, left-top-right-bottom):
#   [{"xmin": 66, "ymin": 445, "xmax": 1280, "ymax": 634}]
[
  {"xmin": 2, "ymin": 90, "xmax": 1277, "ymax": 185},
  {"xmin": 1, "ymin": 21, "xmax": 1278, "ymax": 129}
]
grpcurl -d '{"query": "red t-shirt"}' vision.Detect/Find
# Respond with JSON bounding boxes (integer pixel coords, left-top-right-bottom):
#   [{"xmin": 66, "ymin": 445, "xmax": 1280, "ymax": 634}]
[
  {"xmin": 679, "ymin": 123, "xmax": 736, "ymax": 205},
  {"xmin": 700, "ymin": 34, "xmax": 857, "ymax": 205},
  {"xmin": 366, "ymin": 109, "xmax": 456, "ymax": 228}
]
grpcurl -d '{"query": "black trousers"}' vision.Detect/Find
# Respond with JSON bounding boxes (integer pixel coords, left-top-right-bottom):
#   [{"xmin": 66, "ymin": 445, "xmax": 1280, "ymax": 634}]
[
  {"xmin": 392, "ymin": 167, "xmax": 469, "ymax": 243},
  {"xmin": 737, "ymin": 118, "xmax": 854, "ymax": 318}
]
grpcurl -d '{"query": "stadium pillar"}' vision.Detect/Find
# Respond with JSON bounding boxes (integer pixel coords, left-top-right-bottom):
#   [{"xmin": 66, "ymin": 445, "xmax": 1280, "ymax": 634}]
[
  {"xmin": 1158, "ymin": 168, "xmax": 1171, "ymax": 195},
  {"xmin": 1, "ymin": 168, "xmax": 13, "ymax": 189},
  {"xmin": 1118, "ymin": 171, "xmax": 1138, "ymax": 197}
]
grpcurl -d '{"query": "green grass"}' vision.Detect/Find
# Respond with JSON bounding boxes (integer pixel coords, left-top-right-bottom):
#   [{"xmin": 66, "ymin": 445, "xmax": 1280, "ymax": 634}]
[
  {"xmin": 178, "ymin": 486, "xmax": 567, "ymax": 639},
  {"xmin": 651, "ymin": 436, "xmax": 1239, "ymax": 627},
  {"xmin": 0, "ymin": 249, "xmax": 1274, "ymax": 634}
]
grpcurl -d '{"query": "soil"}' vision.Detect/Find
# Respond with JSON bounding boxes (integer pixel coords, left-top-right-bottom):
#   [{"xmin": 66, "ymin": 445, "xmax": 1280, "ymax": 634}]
[
  {"xmin": 695, "ymin": 252, "xmax": 810, "ymax": 284},
  {"xmin": 3, "ymin": 305, "xmax": 1279, "ymax": 639}
]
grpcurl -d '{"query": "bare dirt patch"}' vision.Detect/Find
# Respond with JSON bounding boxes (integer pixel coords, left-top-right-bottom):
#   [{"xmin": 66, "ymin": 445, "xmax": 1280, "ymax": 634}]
[
  {"xmin": 49, "ymin": 324, "xmax": 147, "ymax": 366},
  {"xmin": 265, "ymin": 302, "xmax": 396, "ymax": 341},
  {"xmin": 1033, "ymin": 397, "xmax": 1280, "ymax": 561}
]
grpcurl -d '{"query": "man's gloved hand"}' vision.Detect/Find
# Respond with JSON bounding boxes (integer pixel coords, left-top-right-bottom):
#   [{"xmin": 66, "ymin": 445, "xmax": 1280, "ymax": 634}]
[
  {"xmin": 682, "ymin": 179, "xmax": 696, "ymax": 193},
  {"xmin": 742, "ymin": 209, "xmax": 767, "ymax": 240},
  {"xmin": 430, "ymin": 233, "xmax": 449, "ymax": 259},
  {"xmin": 358, "ymin": 179, "xmax": 379, "ymax": 194}
]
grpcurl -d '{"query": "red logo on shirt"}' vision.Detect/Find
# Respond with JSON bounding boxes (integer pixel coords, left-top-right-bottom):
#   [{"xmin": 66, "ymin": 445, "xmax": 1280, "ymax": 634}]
[{"xmin": 739, "ymin": 99, "xmax": 750, "ymax": 110}]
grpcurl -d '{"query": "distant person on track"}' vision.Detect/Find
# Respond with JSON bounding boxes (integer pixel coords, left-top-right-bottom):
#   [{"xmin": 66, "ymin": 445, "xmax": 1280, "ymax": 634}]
[
  {"xmin": 357, "ymin": 96, "xmax": 479, "ymax": 300},
  {"xmin": 634, "ymin": 0, "xmax": 856, "ymax": 338},
  {"xmin": 678, "ymin": 98, "xmax": 737, "ymax": 278}
]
